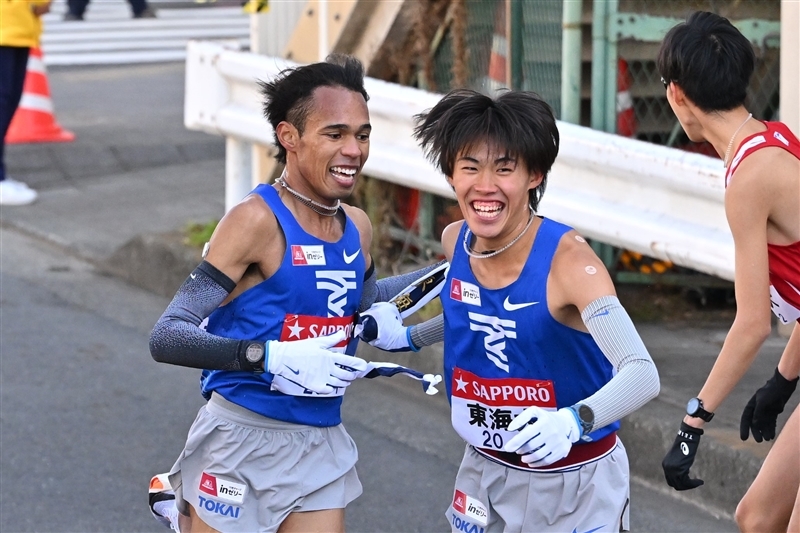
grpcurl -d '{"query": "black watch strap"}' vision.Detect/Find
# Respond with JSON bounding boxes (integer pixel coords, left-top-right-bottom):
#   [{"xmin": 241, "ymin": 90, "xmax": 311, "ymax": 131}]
[
  {"xmin": 686, "ymin": 397, "xmax": 714, "ymax": 422},
  {"xmin": 240, "ymin": 341, "xmax": 266, "ymax": 373}
]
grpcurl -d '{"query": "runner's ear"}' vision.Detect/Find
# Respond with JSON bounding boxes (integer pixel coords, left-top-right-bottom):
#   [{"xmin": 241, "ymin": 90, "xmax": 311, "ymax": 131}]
[
  {"xmin": 276, "ymin": 121, "xmax": 299, "ymax": 153},
  {"xmin": 527, "ymin": 172, "xmax": 544, "ymax": 192}
]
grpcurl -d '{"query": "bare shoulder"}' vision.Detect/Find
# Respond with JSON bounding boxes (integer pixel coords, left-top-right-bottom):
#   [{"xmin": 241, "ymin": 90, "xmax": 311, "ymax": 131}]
[
  {"xmin": 730, "ymin": 146, "xmax": 798, "ymax": 192},
  {"xmin": 341, "ymin": 203, "xmax": 373, "ymax": 256},
  {"xmin": 551, "ymin": 230, "xmax": 602, "ymax": 273},
  {"xmin": 222, "ymin": 193, "xmax": 278, "ymax": 235},
  {"xmin": 441, "ymin": 220, "xmax": 464, "ymax": 262},
  {"xmin": 341, "ymin": 203, "xmax": 372, "ymax": 237},
  {"xmin": 205, "ymin": 193, "xmax": 278, "ymax": 277},
  {"xmin": 550, "ymin": 229, "xmax": 616, "ymax": 309},
  {"xmin": 724, "ymin": 153, "xmax": 775, "ymax": 216}
]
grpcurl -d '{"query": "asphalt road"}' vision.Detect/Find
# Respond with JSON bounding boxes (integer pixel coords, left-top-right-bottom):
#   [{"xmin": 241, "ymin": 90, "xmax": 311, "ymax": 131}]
[{"xmin": 0, "ymin": 227, "xmax": 737, "ymax": 533}]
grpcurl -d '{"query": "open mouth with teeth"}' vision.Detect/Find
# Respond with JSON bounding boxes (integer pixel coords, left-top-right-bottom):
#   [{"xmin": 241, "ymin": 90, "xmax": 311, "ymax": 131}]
[
  {"xmin": 471, "ymin": 201, "xmax": 504, "ymax": 220},
  {"xmin": 330, "ymin": 166, "xmax": 358, "ymax": 186}
]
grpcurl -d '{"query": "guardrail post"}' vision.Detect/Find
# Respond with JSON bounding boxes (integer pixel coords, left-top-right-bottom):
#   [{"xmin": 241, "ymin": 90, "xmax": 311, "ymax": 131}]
[
  {"xmin": 590, "ymin": 0, "xmax": 619, "ymax": 269},
  {"xmin": 225, "ymin": 137, "xmax": 253, "ymax": 212},
  {"xmin": 561, "ymin": 0, "xmax": 583, "ymax": 124}
]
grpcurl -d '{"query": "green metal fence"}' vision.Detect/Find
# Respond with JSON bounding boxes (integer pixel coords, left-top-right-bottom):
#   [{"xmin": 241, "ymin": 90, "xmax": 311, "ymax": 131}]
[
  {"xmin": 387, "ymin": 0, "xmax": 782, "ymax": 280},
  {"xmin": 426, "ymin": 0, "xmax": 782, "ymax": 147}
]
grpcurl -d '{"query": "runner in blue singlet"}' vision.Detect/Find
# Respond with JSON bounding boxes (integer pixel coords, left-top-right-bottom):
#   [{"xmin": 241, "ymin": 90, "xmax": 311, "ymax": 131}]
[{"xmin": 359, "ymin": 89, "xmax": 660, "ymax": 532}]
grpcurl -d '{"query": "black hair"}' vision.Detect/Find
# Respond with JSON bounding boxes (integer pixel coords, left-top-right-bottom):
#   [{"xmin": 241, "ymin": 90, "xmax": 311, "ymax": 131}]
[
  {"xmin": 657, "ymin": 11, "xmax": 755, "ymax": 112},
  {"xmin": 413, "ymin": 89, "xmax": 559, "ymax": 212},
  {"xmin": 259, "ymin": 54, "xmax": 369, "ymax": 164}
]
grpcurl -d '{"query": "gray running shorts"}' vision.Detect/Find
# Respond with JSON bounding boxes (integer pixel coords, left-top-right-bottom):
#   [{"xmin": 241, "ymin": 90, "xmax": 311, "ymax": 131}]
[
  {"xmin": 169, "ymin": 393, "xmax": 362, "ymax": 532},
  {"xmin": 446, "ymin": 439, "xmax": 630, "ymax": 533}
]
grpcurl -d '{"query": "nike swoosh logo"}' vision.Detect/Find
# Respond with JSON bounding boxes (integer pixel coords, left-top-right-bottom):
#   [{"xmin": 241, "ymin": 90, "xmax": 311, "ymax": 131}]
[
  {"xmin": 503, "ymin": 296, "xmax": 538, "ymax": 311},
  {"xmin": 572, "ymin": 526, "xmax": 605, "ymax": 533},
  {"xmin": 284, "ymin": 365, "xmax": 300, "ymax": 376},
  {"xmin": 588, "ymin": 309, "xmax": 610, "ymax": 319},
  {"xmin": 343, "ymin": 249, "xmax": 361, "ymax": 264},
  {"xmin": 190, "ymin": 273, "xmax": 197, "ymax": 280}
]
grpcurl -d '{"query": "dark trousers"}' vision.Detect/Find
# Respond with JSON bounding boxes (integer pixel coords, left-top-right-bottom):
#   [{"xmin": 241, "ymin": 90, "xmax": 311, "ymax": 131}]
[
  {"xmin": 68, "ymin": 0, "xmax": 149, "ymax": 17},
  {"xmin": 0, "ymin": 46, "xmax": 30, "ymax": 182}
]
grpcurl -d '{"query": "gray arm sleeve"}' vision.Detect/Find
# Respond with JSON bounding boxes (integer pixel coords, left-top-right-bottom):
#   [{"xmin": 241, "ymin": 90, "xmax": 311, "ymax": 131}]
[
  {"xmin": 149, "ymin": 261, "xmax": 260, "ymax": 371},
  {"xmin": 409, "ymin": 314, "xmax": 445, "ymax": 348},
  {"xmin": 579, "ymin": 295, "xmax": 661, "ymax": 431},
  {"xmin": 359, "ymin": 260, "xmax": 448, "ymax": 311}
]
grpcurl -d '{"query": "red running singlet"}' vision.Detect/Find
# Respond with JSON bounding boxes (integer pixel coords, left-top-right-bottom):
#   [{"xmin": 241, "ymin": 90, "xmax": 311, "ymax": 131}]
[{"xmin": 725, "ymin": 121, "xmax": 800, "ymax": 317}]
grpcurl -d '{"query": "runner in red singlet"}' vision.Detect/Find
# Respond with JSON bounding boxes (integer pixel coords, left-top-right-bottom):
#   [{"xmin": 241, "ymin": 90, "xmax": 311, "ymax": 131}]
[{"xmin": 657, "ymin": 12, "xmax": 800, "ymax": 532}]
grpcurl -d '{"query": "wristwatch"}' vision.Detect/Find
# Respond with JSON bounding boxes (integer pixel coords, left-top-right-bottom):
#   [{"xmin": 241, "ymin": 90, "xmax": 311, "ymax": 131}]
[
  {"xmin": 686, "ymin": 397, "xmax": 714, "ymax": 422},
  {"xmin": 569, "ymin": 404, "xmax": 595, "ymax": 436},
  {"xmin": 244, "ymin": 342, "xmax": 265, "ymax": 373}
]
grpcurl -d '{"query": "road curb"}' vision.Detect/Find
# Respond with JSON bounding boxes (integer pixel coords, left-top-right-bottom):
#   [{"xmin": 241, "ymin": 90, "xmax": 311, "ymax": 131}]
[{"xmin": 104, "ymin": 232, "xmax": 201, "ymax": 299}]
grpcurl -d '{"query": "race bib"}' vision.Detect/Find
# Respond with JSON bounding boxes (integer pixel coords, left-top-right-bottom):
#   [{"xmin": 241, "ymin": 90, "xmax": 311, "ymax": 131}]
[
  {"xmin": 770, "ymin": 285, "xmax": 800, "ymax": 325},
  {"xmin": 451, "ymin": 368, "xmax": 556, "ymax": 451},
  {"xmin": 270, "ymin": 313, "xmax": 356, "ymax": 398}
]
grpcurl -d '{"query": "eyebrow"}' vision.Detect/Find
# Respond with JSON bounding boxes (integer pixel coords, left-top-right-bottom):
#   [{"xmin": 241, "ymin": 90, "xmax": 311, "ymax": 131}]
[
  {"xmin": 457, "ymin": 155, "xmax": 516, "ymax": 164},
  {"xmin": 322, "ymin": 123, "xmax": 372, "ymax": 132}
]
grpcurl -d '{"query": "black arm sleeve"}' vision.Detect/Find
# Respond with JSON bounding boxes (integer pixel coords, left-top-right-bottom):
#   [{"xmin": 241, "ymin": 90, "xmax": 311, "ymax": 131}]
[{"xmin": 149, "ymin": 261, "xmax": 263, "ymax": 371}]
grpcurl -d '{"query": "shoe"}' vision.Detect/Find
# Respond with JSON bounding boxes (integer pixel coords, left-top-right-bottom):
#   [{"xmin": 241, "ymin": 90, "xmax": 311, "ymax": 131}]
[
  {"xmin": 0, "ymin": 180, "xmax": 38, "ymax": 206},
  {"xmin": 133, "ymin": 7, "xmax": 157, "ymax": 18},
  {"xmin": 149, "ymin": 473, "xmax": 180, "ymax": 531},
  {"xmin": 63, "ymin": 12, "xmax": 83, "ymax": 21}
]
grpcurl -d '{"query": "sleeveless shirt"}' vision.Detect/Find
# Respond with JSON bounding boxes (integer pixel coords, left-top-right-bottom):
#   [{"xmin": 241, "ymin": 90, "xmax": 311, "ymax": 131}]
[
  {"xmin": 726, "ymin": 121, "xmax": 800, "ymax": 321},
  {"xmin": 442, "ymin": 217, "xmax": 618, "ymax": 468},
  {"xmin": 201, "ymin": 185, "xmax": 365, "ymax": 427}
]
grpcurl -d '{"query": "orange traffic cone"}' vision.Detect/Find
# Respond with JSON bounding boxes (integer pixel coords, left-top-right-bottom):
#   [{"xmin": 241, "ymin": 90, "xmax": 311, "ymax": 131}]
[
  {"xmin": 616, "ymin": 58, "xmax": 637, "ymax": 137},
  {"xmin": 5, "ymin": 48, "xmax": 75, "ymax": 144}
]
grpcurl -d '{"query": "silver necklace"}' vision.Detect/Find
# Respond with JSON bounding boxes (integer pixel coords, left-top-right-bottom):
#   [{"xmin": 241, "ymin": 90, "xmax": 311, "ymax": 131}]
[
  {"xmin": 463, "ymin": 211, "xmax": 535, "ymax": 259},
  {"xmin": 277, "ymin": 176, "xmax": 340, "ymax": 217},
  {"xmin": 723, "ymin": 113, "xmax": 752, "ymax": 168}
]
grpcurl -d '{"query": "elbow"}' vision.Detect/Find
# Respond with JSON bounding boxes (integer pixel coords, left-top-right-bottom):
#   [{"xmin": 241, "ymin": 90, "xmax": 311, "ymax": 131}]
[
  {"xmin": 149, "ymin": 325, "xmax": 168, "ymax": 364},
  {"xmin": 149, "ymin": 338, "xmax": 164, "ymax": 364},
  {"xmin": 755, "ymin": 324, "xmax": 773, "ymax": 344},
  {"xmin": 648, "ymin": 365, "xmax": 661, "ymax": 401},
  {"xmin": 739, "ymin": 319, "xmax": 773, "ymax": 345},
  {"xmin": 649, "ymin": 373, "xmax": 661, "ymax": 401},
  {"xmin": 733, "ymin": 315, "xmax": 772, "ymax": 345}
]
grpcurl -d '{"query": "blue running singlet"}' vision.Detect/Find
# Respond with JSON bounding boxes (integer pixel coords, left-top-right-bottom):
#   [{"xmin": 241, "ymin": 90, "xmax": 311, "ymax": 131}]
[
  {"xmin": 201, "ymin": 184, "xmax": 366, "ymax": 427},
  {"xmin": 442, "ymin": 217, "xmax": 618, "ymax": 463}
]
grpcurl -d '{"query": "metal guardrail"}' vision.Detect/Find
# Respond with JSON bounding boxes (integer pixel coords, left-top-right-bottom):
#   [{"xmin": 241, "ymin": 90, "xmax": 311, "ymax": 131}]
[{"xmin": 184, "ymin": 41, "xmax": 733, "ymax": 282}]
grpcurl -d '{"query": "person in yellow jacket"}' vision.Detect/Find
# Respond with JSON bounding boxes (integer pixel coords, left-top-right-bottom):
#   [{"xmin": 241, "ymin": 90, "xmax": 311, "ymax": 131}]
[{"xmin": 0, "ymin": 0, "xmax": 51, "ymax": 206}]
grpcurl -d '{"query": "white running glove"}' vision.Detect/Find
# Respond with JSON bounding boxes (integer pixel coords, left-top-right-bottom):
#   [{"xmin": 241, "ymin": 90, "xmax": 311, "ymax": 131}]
[
  {"xmin": 266, "ymin": 331, "xmax": 368, "ymax": 395},
  {"xmin": 503, "ymin": 406, "xmax": 581, "ymax": 466},
  {"xmin": 356, "ymin": 302, "xmax": 417, "ymax": 352}
]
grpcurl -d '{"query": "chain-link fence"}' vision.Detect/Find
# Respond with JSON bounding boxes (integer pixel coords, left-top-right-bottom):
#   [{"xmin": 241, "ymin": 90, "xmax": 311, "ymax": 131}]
[
  {"xmin": 620, "ymin": 0, "xmax": 781, "ymax": 152},
  {"xmin": 425, "ymin": 0, "xmax": 781, "ymax": 147},
  {"xmin": 375, "ymin": 0, "xmax": 782, "ymax": 278}
]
